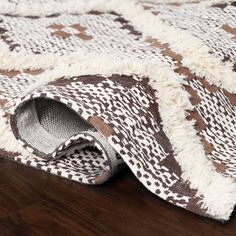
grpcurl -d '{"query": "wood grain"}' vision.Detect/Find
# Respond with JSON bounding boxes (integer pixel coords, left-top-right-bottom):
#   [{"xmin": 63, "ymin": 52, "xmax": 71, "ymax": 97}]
[{"xmin": 0, "ymin": 157, "xmax": 236, "ymax": 236}]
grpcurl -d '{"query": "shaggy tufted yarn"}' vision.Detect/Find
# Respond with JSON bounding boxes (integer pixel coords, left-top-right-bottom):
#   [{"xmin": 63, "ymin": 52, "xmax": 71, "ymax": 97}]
[{"xmin": 0, "ymin": 0, "xmax": 236, "ymax": 222}]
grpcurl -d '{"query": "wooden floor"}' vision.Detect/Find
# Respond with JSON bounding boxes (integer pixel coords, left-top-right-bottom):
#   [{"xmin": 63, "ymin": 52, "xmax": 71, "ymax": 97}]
[{"xmin": 0, "ymin": 158, "xmax": 236, "ymax": 236}]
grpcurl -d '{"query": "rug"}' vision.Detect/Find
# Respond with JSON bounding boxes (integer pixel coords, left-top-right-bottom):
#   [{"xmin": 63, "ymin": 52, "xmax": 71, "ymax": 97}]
[{"xmin": 0, "ymin": 0, "xmax": 236, "ymax": 222}]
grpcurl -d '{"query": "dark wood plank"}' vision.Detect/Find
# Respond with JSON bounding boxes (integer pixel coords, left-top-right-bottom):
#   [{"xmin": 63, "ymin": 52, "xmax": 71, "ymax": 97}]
[
  {"xmin": 0, "ymin": 158, "xmax": 51, "ymax": 218},
  {"xmin": 0, "ymin": 157, "xmax": 236, "ymax": 236},
  {"xmin": 0, "ymin": 198, "xmax": 112, "ymax": 236}
]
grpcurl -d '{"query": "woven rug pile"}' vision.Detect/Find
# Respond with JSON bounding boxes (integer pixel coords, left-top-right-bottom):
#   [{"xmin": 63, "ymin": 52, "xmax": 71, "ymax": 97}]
[{"xmin": 0, "ymin": 0, "xmax": 236, "ymax": 222}]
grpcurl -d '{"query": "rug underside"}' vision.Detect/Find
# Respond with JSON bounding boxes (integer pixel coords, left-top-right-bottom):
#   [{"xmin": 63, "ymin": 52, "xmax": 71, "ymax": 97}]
[{"xmin": 0, "ymin": 0, "xmax": 236, "ymax": 222}]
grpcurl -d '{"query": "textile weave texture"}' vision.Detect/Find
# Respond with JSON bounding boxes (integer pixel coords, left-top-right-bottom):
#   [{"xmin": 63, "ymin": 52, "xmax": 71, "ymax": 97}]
[{"xmin": 0, "ymin": 0, "xmax": 236, "ymax": 222}]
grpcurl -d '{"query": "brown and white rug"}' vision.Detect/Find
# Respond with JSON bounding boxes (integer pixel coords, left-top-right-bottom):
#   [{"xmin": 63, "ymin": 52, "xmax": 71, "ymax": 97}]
[{"xmin": 0, "ymin": 0, "xmax": 236, "ymax": 222}]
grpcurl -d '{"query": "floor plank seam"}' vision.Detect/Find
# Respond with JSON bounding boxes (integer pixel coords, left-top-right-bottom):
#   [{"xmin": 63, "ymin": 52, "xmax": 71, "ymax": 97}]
[{"xmin": 0, "ymin": 196, "xmax": 54, "ymax": 221}]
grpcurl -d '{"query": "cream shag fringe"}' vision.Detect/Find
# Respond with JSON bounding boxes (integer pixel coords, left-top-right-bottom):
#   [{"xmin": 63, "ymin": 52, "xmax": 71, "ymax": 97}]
[
  {"xmin": 0, "ymin": 0, "xmax": 235, "ymax": 93},
  {"xmin": 0, "ymin": 0, "xmax": 235, "ymax": 220},
  {"xmin": 2, "ymin": 55, "xmax": 233, "ymax": 220},
  {"xmin": 0, "ymin": 0, "xmax": 232, "ymax": 16}
]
